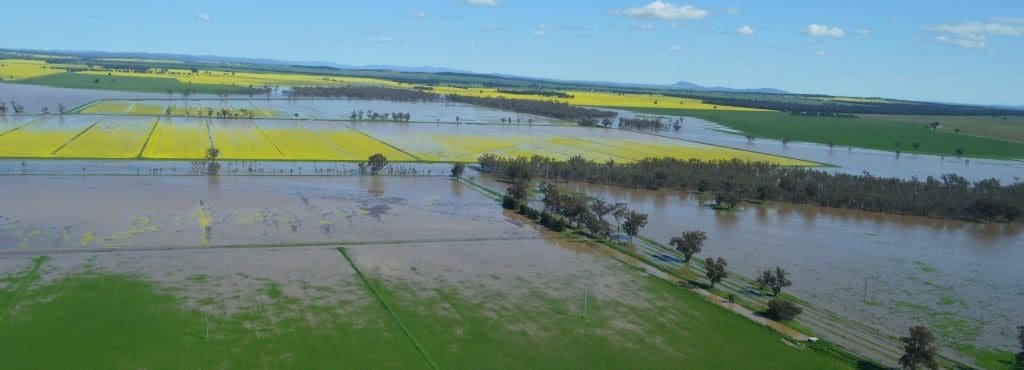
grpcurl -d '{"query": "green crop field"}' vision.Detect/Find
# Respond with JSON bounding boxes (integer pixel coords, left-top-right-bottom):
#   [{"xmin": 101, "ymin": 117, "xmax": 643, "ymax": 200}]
[
  {"xmin": 14, "ymin": 72, "xmax": 250, "ymax": 94},
  {"xmin": 864, "ymin": 114, "xmax": 1024, "ymax": 144},
  {"xmin": 632, "ymin": 108, "xmax": 1024, "ymax": 160},
  {"xmin": 0, "ymin": 245, "xmax": 851, "ymax": 370}
]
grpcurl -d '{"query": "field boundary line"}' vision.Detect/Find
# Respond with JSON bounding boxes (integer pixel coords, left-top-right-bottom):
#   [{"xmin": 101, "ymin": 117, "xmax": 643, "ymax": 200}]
[
  {"xmin": 346, "ymin": 126, "xmax": 423, "ymax": 161},
  {"xmin": 0, "ymin": 236, "xmax": 544, "ymax": 256},
  {"xmin": 252, "ymin": 122, "xmax": 287, "ymax": 158},
  {"xmin": 0, "ymin": 117, "xmax": 45, "ymax": 137},
  {"xmin": 136, "ymin": 117, "xmax": 161, "ymax": 158},
  {"xmin": 50, "ymin": 117, "xmax": 104, "ymax": 155},
  {"xmin": 0, "ymin": 256, "xmax": 47, "ymax": 327},
  {"xmin": 205, "ymin": 118, "xmax": 214, "ymax": 148},
  {"xmin": 337, "ymin": 247, "xmax": 439, "ymax": 370},
  {"xmin": 67, "ymin": 99, "xmax": 102, "ymax": 114},
  {"xmin": 124, "ymin": 101, "xmax": 139, "ymax": 114}
]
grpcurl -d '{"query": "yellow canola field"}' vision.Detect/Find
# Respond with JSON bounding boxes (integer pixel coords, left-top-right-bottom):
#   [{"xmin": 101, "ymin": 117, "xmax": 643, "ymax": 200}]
[
  {"xmin": 76, "ymin": 69, "xmax": 401, "ymax": 88},
  {"xmin": 142, "ymin": 117, "xmax": 210, "ymax": 159},
  {"xmin": 448, "ymin": 135, "xmax": 812, "ymax": 165},
  {"xmin": 129, "ymin": 103, "xmax": 168, "ymax": 115},
  {"xmin": 208, "ymin": 120, "xmax": 284, "ymax": 160},
  {"xmin": 55, "ymin": 117, "xmax": 157, "ymax": 158},
  {"xmin": 84, "ymin": 100, "xmax": 282, "ymax": 118},
  {"xmin": 0, "ymin": 116, "xmax": 100, "ymax": 157},
  {"xmin": 259, "ymin": 122, "xmax": 413, "ymax": 161},
  {"xmin": 312, "ymin": 124, "xmax": 414, "ymax": 161},
  {"xmin": 364, "ymin": 130, "xmax": 540, "ymax": 162},
  {"xmin": 430, "ymin": 86, "xmax": 764, "ymax": 111},
  {"xmin": 80, "ymin": 101, "xmax": 135, "ymax": 114},
  {"xmin": 0, "ymin": 59, "xmax": 63, "ymax": 80}
]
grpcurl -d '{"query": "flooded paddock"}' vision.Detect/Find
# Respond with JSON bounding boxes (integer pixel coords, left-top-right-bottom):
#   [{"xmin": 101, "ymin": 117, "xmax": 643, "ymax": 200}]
[
  {"xmin": 615, "ymin": 109, "xmax": 1024, "ymax": 183},
  {"xmin": 0, "ymin": 175, "xmax": 534, "ymax": 250},
  {"xmin": 539, "ymin": 179, "xmax": 1023, "ymax": 354}
]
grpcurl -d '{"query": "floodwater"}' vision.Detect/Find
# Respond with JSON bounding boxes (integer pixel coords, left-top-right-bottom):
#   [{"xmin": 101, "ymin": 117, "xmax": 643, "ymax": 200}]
[
  {"xmin": 6, "ymin": 82, "xmax": 1021, "ymax": 181},
  {"xmin": 82, "ymin": 98, "xmax": 572, "ymax": 125},
  {"xmin": 615, "ymin": 109, "xmax": 1024, "ymax": 183},
  {"xmin": 0, "ymin": 82, "xmax": 169, "ymax": 112},
  {"xmin": 528, "ymin": 178, "xmax": 1024, "ymax": 353},
  {"xmin": 0, "ymin": 175, "xmax": 535, "ymax": 250},
  {"xmin": 0, "ymin": 159, "xmax": 453, "ymax": 176}
]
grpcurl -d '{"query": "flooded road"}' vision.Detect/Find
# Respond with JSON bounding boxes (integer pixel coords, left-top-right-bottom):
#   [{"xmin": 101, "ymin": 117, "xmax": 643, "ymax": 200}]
[{"xmin": 545, "ymin": 179, "xmax": 1024, "ymax": 353}]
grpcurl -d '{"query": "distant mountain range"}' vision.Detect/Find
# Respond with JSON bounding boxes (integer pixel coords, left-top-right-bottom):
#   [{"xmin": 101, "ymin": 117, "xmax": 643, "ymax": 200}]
[
  {"xmin": 664, "ymin": 81, "xmax": 788, "ymax": 94},
  {"xmin": 3, "ymin": 48, "xmax": 790, "ymax": 94}
]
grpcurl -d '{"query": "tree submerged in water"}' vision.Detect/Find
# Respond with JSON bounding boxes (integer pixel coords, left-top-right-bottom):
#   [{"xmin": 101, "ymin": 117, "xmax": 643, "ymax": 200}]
[
  {"xmin": 204, "ymin": 147, "xmax": 221, "ymax": 175},
  {"xmin": 366, "ymin": 153, "xmax": 388, "ymax": 175},
  {"xmin": 899, "ymin": 326, "xmax": 939, "ymax": 370}
]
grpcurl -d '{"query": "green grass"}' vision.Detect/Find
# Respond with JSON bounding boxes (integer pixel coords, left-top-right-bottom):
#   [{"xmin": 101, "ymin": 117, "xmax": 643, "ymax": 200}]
[
  {"xmin": 630, "ymin": 108, "xmax": 1024, "ymax": 160},
  {"xmin": 14, "ymin": 72, "xmax": 250, "ymax": 94},
  {"xmin": 0, "ymin": 269, "xmax": 427, "ymax": 369},
  {"xmin": 0, "ymin": 250, "xmax": 854, "ymax": 370},
  {"xmin": 366, "ymin": 264, "xmax": 852, "ymax": 369},
  {"xmin": 866, "ymin": 114, "xmax": 1024, "ymax": 143}
]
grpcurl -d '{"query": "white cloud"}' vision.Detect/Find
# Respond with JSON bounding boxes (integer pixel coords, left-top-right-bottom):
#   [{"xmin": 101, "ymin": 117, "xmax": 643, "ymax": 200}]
[
  {"xmin": 725, "ymin": 6, "xmax": 740, "ymax": 15},
  {"xmin": 803, "ymin": 24, "xmax": 844, "ymax": 37},
  {"xmin": 640, "ymin": 23, "xmax": 656, "ymax": 30},
  {"xmin": 736, "ymin": 25, "xmax": 754, "ymax": 35},
  {"xmin": 925, "ymin": 18, "xmax": 1019, "ymax": 49},
  {"xmin": 377, "ymin": 37, "xmax": 393, "ymax": 44},
  {"xmin": 478, "ymin": 25, "xmax": 506, "ymax": 32},
  {"xmin": 617, "ymin": 1, "xmax": 709, "ymax": 20},
  {"xmin": 410, "ymin": 11, "xmax": 426, "ymax": 19},
  {"xmin": 195, "ymin": 13, "xmax": 211, "ymax": 22},
  {"xmin": 925, "ymin": 19, "xmax": 1023, "ymax": 51},
  {"xmin": 532, "ymin": 23, "xmax": 550, "ymax": 36},
  {"xmin": 935, "ymin": 35, "xmax": 987, "ymax": 49},
  {"xmin": 927, "ymin": 21, "xmax": 1024, "ymax": 37},
  {"xmin": 669, "ymin": 45, "xmax": 682, "ymax": 53},
  {"xmin": 816, "ymin": 49, "xmax": 826, "ymax": 56},
  {"xmin": 857, "ymin": 28, "xmax": 872, "ymax": 35},
  {"xmin": 467, "ymin": 0, "xmax": 500, "ymax": 7}
]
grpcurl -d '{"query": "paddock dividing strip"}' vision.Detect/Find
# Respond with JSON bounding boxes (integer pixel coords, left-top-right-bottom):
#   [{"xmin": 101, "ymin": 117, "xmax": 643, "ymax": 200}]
[{"xmin": 338, "ymin": 247, "xmax": 439, "ymax": 370}]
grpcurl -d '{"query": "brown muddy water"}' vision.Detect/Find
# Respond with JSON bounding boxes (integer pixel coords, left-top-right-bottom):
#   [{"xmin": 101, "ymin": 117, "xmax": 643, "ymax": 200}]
[
  {"xmin": 0, "ymin": 175, "xmax": 535, "ymax": 250},
  {"xmin": 500, "ymin": 177, "xmax": 1024, "ymax": 353}
]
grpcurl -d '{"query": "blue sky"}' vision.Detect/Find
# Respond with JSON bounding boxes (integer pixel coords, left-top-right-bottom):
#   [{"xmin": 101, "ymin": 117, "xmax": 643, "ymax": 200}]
[{"xmin": 4, "ymin": 0, "xmax": 1023, "ymax": 105}]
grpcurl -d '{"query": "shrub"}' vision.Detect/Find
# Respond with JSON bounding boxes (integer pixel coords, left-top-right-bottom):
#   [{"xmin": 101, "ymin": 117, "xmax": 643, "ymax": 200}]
[
  {"xmin": 526, "ymin": 207, "xmax": 541, "ymax": 220},
  {"xmin": 764, "ymin": 299, "xmax": 802, "ymax": 321},
  {"xmin": 501, "ymin": 195, "xmax": 518, "ymax": 210},
  {"xmin": 539, "ymin": 211, "xmax": 553, "ymax": 227},
  {"xmin": 548, "ymin": 217, "xmax": 568, "ymax": 232},
  {"xmin": 518, "ymin": 203, "xmax": 530, "ymax": 215}
]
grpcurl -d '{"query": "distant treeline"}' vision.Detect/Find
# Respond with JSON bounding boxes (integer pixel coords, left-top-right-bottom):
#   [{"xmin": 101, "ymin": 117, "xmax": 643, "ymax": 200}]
[
  {"xmin": 790, "ymin": 111, "xmax": 858, "ymax": 118},
  {"xmin": 348, "ymin": 110, "xmax": 411, "ymax": 122},
  {"xmin": 618, "ymin": 117, "xmax": 682, "ymax": 131},
  {"xmin": 447, "ymin": 95, "xmax": 616, "ymax": 121},
  {"xmin": 477, "ymin": 155, "xmax": 1024, "ymax": 223},
  {"xmin": 693, "ymin": 96, "xmax": 1024, "ymax": 116},
  {"xmin": 286, "ymin": 86, "xmax": 440, "ymax": 101},
  {"xmin": 495, "ymin": 89, "xmax": 574, "ymax": 98}
]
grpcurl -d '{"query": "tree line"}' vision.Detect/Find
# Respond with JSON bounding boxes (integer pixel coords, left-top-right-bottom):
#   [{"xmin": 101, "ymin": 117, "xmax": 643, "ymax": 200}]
[
  {"xmin": 477, "ymin": 155, "xmax": 1024, "ymax": 223},
  {"xmin": 348, "ymin": 110, "xmax": 412, "ymax": 122},
  {"xmin": 618, "ymin": 117, "xmax": 682, "ymax": 131},
  {"xmin": 447, "ymin": 95, "xmax": 617, "ymax": 121},
  {"xmin": 286, "ymin": 86, "xmax": 440, "ymax": 102},
  {"xmin": 693, "ymin": 96, "xmax": 1024, "ymax": 116},
  {"xmin": 495, "ymin": 89, "xmax": 574, "ymax": 98}
]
